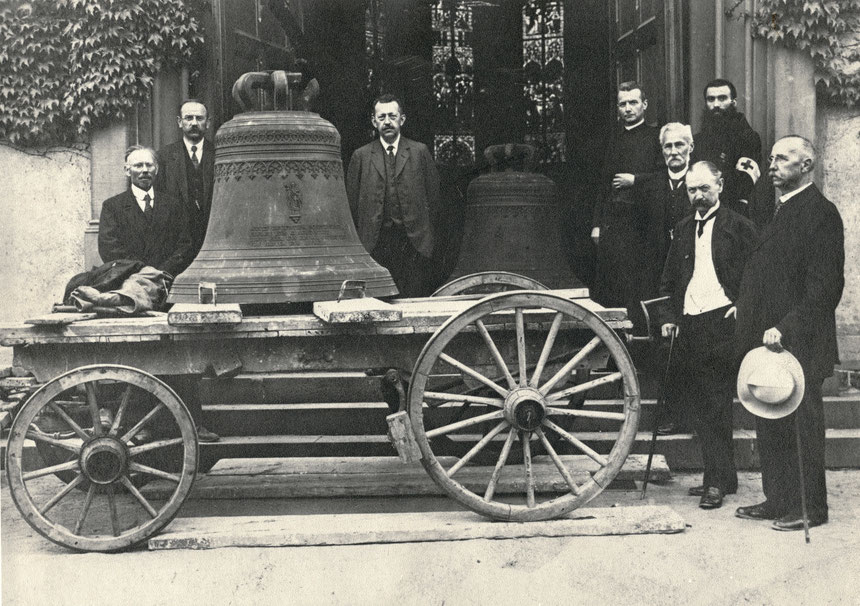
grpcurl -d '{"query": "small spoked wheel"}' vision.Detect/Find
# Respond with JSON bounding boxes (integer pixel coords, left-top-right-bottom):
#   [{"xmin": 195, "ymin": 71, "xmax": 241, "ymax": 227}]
[
  {"xmin": 5, "ymin": 365, "xmax": 197, "ymax": 551},
  {"xmin": 408, "ymin": 291, "xmax": 639, "ymax": 521},
  {"xmin": 431, "ymin": 271, "xmax": 549, "ymax": 297}
]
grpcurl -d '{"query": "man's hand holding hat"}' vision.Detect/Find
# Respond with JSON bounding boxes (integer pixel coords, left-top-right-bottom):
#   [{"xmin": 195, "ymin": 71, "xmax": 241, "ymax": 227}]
[{"xmin": 763, "ymin": 326, "xmax": 783, "ymax": 351}]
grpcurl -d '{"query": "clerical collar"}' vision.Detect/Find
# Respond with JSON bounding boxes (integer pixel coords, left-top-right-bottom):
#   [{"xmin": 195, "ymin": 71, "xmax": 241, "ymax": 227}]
[
  {"xmin": 667, "ymin": 166, "xmax": 688, "ymax": 181},
  {"xmin": 778, "ymin": 181, "xmax": 812, "ymax": 204},
  {"xmin": 380, "ymin": 135, "xmax": 400, "ymax": 155},
  {"xmin": 695, "ymin": 200, "xmax": 720, "ymax": 221},
  {"xmin": 624, "ymin": 119, "xmax": 644, "ymax": 131}
]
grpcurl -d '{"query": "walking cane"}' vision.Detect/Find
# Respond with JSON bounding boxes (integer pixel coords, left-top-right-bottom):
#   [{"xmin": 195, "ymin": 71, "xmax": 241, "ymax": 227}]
[
  {"xmin": 794, "ymin": 414, "xmax": 811, "ymax": 543},
  {"xmin": 641, "ymin": 328, "xmax": 676, "ymax": 499}
]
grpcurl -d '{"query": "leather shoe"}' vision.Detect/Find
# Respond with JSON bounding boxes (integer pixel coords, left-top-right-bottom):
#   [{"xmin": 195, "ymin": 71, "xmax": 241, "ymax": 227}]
[
  {"xmin": 130, "ymin": 428, "xmax": 153, "ymax": 445},
  {"xmin": 656, "ymin": 422, "xmax": 681, "ymax": 436},
  {"xmin": 735, "ymin": 501, "xmax": 782, "ymax": 520},
  {"xmin": 772, "ymin": 512, "xmax": 828, "ymax": 531},
  {"xmin": 699, "ymin": 486, "xmax": 724, "ymax": 509},
  {"xmin": 196, "ymin": 425, "xmax": 220, "ymax": 443},
  {"xmin": 688, "ymin": 484, "xmax": 737, "ymax": 497}
]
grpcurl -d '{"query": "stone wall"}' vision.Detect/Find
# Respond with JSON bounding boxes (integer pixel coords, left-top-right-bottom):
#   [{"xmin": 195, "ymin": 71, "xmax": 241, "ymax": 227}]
[
  {"xmin": 0, "ymin": 146, "xmax": 91, "ymax": 366},
  {"xmin": 817, "ymin": 105, "xmax": 860, "ymax": 365}
]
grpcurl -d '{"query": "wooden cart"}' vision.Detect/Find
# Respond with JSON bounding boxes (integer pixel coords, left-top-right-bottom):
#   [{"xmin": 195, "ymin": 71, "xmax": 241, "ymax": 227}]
[{"xmin": 1, "ymin": 287, "xmax": 640, "ymax": 552}]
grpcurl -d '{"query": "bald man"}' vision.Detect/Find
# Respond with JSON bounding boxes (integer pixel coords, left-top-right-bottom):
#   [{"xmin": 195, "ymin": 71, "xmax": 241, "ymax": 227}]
[{"xmin": 735, "ymin": 135, "xmax": 845, "ymax": 530}]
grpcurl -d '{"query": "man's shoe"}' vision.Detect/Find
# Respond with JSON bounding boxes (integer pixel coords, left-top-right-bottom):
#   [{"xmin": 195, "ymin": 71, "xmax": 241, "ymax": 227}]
[
  {"xmin": 699, "ymin": 486, "xmax": 724, "ymax": 509},
  {"xmin": 735, "ymin": 501, "xmax": 782, "ymax": 520},
  {"xmin": 196, "ymin": 425, "xmax": 220, "ymax": 443},
  {"xmin": 689, "ymin": 484, "xmax": 737, "ymax": 497},
  {"xmin": 656, "ymin": 422, "xmax": 680, "ymax": 436},
  {"xmin": 772, "ymin": 512, "xmax": 828, "ymax": 531},
  {"xmin": 130, "ymin": 428, "xmax": 153, "ymax": 445},
  {"xmin": 98, "ymin": 407, "xmax": 115, "ymax": 431}
]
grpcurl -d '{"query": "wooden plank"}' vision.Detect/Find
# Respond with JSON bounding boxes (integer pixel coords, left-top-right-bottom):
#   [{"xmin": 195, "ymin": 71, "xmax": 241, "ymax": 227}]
[
  {"xmin": 168, "ymin": 304, "xmax": 242, "ymax": 326},
  {"xmin": 25, "ymin": 313, "xmax": 98, "ymax": 326},
  {"xmin": 313, "ymin": 298, "xmax": 402, "ymax": 324},
  {"xmin": 148, "ymin": 506, "xmax": 685, "ymax": 550},
  {"xmin": 0, "ymin": 411, "xmax": 10, "ymax": 429}
]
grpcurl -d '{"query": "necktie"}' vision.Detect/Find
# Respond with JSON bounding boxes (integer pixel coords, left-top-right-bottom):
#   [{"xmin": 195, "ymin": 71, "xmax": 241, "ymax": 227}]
[
  {"xmin": 773, "ymin": 200, "xmax": 785, "ymax": 217},
  {"xmin": 191, "ymin": 145, "xmax": 199, "ymax": 168},
  {"xmin": 386, "ymin": 145, "xmax": 396, "ymax": 172},
  {"xmin": 670, "ymin": 177, "xmax": 683, "ymax": 191},
  {"xmin": 143, "ymin": 193, "xmax": 153, "ymax": 218},
  {"xmin": 696, "ymin": 212, "xmax": 716, "ymax": 237}
]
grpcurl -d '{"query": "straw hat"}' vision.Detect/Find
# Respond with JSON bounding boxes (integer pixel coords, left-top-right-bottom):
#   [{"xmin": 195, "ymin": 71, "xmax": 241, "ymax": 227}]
[{"xmin": 737, "ymin": 346, "xmax": 805, "ymax": 419}]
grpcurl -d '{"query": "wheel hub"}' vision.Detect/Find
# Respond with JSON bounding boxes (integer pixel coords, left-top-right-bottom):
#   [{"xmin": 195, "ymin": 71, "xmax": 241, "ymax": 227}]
[
  {"xmin": 504, "ymin": 387, "xmax": 547, "ymax": 431},
  {"xmin": 79, "ymin": 437, "xmax": 129, "ymax": 484}
]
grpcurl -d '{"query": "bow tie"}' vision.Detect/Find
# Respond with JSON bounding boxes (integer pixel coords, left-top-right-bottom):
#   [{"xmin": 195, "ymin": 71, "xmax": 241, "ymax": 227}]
[{"xmin": 696, "ymin": 212, "xmax": 716, "ymax": 237}]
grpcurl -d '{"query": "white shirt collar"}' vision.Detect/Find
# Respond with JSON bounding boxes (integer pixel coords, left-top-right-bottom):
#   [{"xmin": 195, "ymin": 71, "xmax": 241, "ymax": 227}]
[
  {"xmin": 695, "ymin": 200, "xmax": 720, "ymax": 221},
  {"xmin": 380, "ymin": 135, "xmax": 401, "ymax": 155},
  {"xmin": 778, "ymin": 181, "xmax": 812, "ymax": 204},
  {"xmin": 624, "ymin": 119, "xmax": 644, "ymax": 131},
  {"xmin": 131, "ymin": 184, "xmax": 154, "ymax": 212},
  {"xmin": 183, "ymin": 137, "xmax": 203, "ymax": 158},
  {"xmin": 667, "ymin": 166, "xmax": 688, "ymax": 181}
]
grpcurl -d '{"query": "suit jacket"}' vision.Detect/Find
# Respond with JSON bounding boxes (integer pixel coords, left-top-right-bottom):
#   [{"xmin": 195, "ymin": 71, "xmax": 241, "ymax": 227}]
[
  {"xmin": 735, "ymin": 183, "xmax": 844, "ymax": 380},
  {"xmin": 155, "ymin": 138, "xmax": 215, "ymax": 253},
  {"xmin": 658, "ymin": 204, "xmax": 758, "ymax": 327},
  {"xmin": 637, "ymin": 170, "xmax": 694, "ymax": 269},
  {"xmin": 346, "ymin": 137, "xmax": 440, "ymax": 258},
  {"xmin": 98, "ymin": 189, "xmax": 193, "ymax": 278}
]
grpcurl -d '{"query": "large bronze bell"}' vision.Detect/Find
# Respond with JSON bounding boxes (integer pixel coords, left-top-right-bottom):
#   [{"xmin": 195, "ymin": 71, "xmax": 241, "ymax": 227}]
[
  {"xmin": 448, "ymin": 144, "xmax": 582, "ymax": 289},
  {"xmin": 168, "ymin": 71, "xmax": 397, "ymax": 304}
]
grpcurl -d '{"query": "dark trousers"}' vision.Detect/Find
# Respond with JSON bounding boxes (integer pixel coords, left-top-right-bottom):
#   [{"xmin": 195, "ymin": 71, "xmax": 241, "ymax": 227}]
[
  {"xmin": 756, "ymin": 379, "xmax": 827, "ymax": 517},
  {"xmin": 675, "ymin": 306, "xmax": 738, "ymax": 493},
  {"xmin": 372, "ymin": 223, "xmax": 430, "ymax": 298}
]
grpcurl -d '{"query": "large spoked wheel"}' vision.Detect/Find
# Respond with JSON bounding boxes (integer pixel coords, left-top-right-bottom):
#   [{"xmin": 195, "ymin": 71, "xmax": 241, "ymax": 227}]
[
  {"xmin": 431, "ymin": 271, "xmax": 549, "ymax": 297},
  {"xmin": 408, "ymin": 291, "xmax": 639, "ymax": 521},
  {"xmin": 5, "ymin": 365, "xmax": 198, "ymax": 551}
]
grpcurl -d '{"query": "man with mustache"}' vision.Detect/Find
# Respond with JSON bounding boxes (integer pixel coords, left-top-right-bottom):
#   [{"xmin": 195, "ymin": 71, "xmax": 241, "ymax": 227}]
[
  {"xmin": 657, "ymin": 161, "xmax": 758, "ymax": 509},
  {"xmin": 591, "ymin": 81, "xmax": 664, "ymax": 334},
  {"xmin": 347, "ymin": 94, "xmax": 440, "ymax": 297},
  {"xmin": 156, "ymin": 99, "xmax": 216, "ymax": 257},
  {"xmin": 692, "ymin": 79, "xmax": 762, "ymax": 219}
]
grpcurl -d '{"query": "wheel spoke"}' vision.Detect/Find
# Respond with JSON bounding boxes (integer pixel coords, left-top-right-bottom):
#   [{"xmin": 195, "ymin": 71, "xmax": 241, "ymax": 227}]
[
  {"xmin": 439, "ymin": 353, "xmax": 508, "ymax": 398},
  {"xmin": 119, "ymin": 476, "xmax": 159, "ymax": 518},
  {"xmin": 74, "ymin": 484, "xmax": 97, "ymax": 535},
  {"xmin": 447, "ymin": 420, "xmax": 509, "ymax": 477},
  {"xmin": 539, "ymin": 336, "xmax": 603, "ymax": 395},
  {"xmin": 47, "ymin": 402, "xmax": 90, "ymax": 441},
  {"xmin": 475, "ymin": 319, "xmax": 517, "ymax": 390},
  {"xmin": 106, "ymin": 487, "xmax": 120, "ymax": 537},
  {"xmin": 515, "ymin": 308, "xmax": 527, "ymax": 386},
  {"xmin": 484, "ymin": 427, "xmax": 517, "ymax": 501},
  {"xmin": 543, "ymin": 419, "xmax": 608, "ymax": 466},
  {"xmin": 128, "ymin": 462, "xmax": 182, "ymax": 483},
  {"xmin": 109, "ymin": 384, "xmax": 134, "ymax": 437},
  {"xmin": 536, "ymin": 428, "xmax": 580, "ymax": 495},
  {"xmin": 23, "ymin": 459, "xmax": 80, "ymax": 481},
  {"xmin": 120, "ymin": 402, "xmax": 165, "ymax": 443},
  {"xmin": 423, "ymin": 392, "xmax": 504, "ymax": 408},
  {"xmin": 128, "ymin": 437, "xmax": 184, "ymax": 457},
  {"xmin": 522, "ymin": 432, "xmax": 536, "ymax": 508},
  {"xmin": 530, "ymin": 311, "xmax": 564, "ymax": 387},
  {"xmin": 26, "ymin": 429, "xmax": 81, "ymax": 453},
  {"xmin": 425, "ymin": 410, "xmax": 505, "ymax": 439},
  {"xmin": 85, "ymin": 382, "xmax": 102, "ymax": 437},
  {"xmin": 39, "ymin": 473, "xmax": 86, "ymax": 515},
  {"xmin": 546, "ymin": 372, "xmax": 623, "ymax": 402},
  {"xmin": 546, "ymin": 406, "xmax": 626, "ymax": 421}
]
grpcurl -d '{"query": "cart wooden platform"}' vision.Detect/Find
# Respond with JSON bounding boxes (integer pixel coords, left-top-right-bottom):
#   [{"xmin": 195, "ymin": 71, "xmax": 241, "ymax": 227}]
[{"xmin": 1, "ymin": 288, "xmax": 641, "ymax": 552}]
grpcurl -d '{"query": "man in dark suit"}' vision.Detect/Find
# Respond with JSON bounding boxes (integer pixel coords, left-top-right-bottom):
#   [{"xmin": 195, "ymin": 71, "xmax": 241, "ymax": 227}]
[
  {"xmin": 658, "ymin": 161, "xmax": 758, "ymax": 509},
  {"xmin": 346, "ymin": 94, "xmax": 440, "ymax": 297},
  {"xmin": 98, "ymin": 145, "xmax": 219, "ymax": 443},
  {"xmin": 591, "ymin": 81, "xmax": 664, "ymax": 333},
  {"xmin": 735, "ymin": 135, "xmax": 844, "ymax": 530},
  {"xmin": 156, "ymin": 99, "xmax": 215, "ymax": 257}
]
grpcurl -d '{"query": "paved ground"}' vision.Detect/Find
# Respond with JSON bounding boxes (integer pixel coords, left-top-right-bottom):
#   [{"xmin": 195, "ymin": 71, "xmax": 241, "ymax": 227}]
[{"xmin": 3, "ymin": 469, "xmax": 860, "ymax": 606}]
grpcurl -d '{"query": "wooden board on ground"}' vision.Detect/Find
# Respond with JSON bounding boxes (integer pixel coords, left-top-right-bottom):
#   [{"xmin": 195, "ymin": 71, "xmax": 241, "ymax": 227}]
[
  {"xmin": 142, "ymin": 454, "xmax": 670, "ymax": 500},
  {"xmin": 168, "ymin": 304, "xmax": 243, "ymax": 326},
  {"xmin": 25, "ymin": 313, "xmax": 98, "ymax": 326},
  {"xmin": 313, "ymin": 298, "xmax": 402, "ymax": 324},
  {"xmin": 149, "ymin": 505, "xmax": 685, "ymax": 550}
]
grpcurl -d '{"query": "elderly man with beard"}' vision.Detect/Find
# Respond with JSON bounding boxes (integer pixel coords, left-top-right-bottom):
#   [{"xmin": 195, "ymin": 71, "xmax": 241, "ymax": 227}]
[
  {"xmin": 156, "ymin": 99, "xmax": 216, "ymax": 257},
  {"xmin": 658, "ymin": 161, "xmax": 758, "ymax": 508},
  {"xmin": 347, "ymin": 94, "xmax": 440, "ymax": 297},
  {"xmin": 591, "ymin": 81, "xmax": 664, "ymax": 334},
  {"xmin": 692, "ymin": 79, "xmax": 762, "ymax": 219}
]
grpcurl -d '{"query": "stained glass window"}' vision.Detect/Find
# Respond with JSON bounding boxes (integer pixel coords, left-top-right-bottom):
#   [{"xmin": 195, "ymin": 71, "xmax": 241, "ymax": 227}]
[
  {"xmin": 522, "ymin": 0, "xmax": 565, "ymax": 164},
  {"xmin": 364, "ymin": 0, "xmax": 386, "ymax": 96}
]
